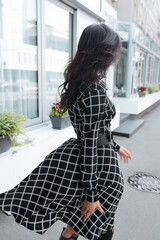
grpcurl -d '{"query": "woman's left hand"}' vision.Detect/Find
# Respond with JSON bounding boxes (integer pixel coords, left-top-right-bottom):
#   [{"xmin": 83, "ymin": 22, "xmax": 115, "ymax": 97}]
[{"xmin": 117, "ymin": 146, "xmax": 132, "ymax": 163}]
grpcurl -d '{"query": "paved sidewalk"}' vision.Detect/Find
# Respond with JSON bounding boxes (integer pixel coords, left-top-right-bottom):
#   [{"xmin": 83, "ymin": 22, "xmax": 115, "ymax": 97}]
[
  {"xmin": 0, "ymin": 103, "xmax": 160, "ymax": 240},
  {"xmin": 112, "ymin": 103, "xmax": 160, "ymax": 240}
]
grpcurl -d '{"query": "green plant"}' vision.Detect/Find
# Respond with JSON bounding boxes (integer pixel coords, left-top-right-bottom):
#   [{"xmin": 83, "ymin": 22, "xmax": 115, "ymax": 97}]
[
  {"xmin": 143, "ymin": 91, "xmax": 147, "ymax": 96},
  {"xmin": 147, "ymin": 85, "xmax": 159, "ymax": 93},
  {"xmin": 117, "ymin": 89, "xmax": 125, "ymax": 97},
  {"xmin": 0, "ymin": 110, "xmax": 31, "ymax": 147},
  {"xmin": 147, "ymin": 85, "xmax": 154, "ymax": 91},
  {"xmin": 49, "ymin": 101, "xmax": 68, "ymax": 117},
  {"xmin": 153, "ymin": 85, "xmax": 159, "ymax": 92}
]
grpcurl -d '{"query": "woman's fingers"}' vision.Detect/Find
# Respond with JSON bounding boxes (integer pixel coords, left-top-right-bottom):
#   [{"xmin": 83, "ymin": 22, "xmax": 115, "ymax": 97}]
[
  {"xmin": 80, "ymin": 199, "xmax": 86, "ymax": 206},
  {"xmin": 80, "ymin": 206, "xmax": 91, "ymax": 222},
  {"xmin": 97, "ymin": 205, "xmax": 104, "ymax": 214},
  {"xmin": 120, "ymin": 150, "xmax": 132, "ymax": 163},
  {"xmin": 124, "ymin": 148, "xmax": 132, "ymax": 160},
  {"xmin": 80, "ymin": 200, "xmax": 104, "ymax": 222},
  {"xmin": 83, "ymin": 211, "xmax": 92, "ymax": 222},
  {"xmin": 118, "ymin": 147, "xmax": 132, "ymax": 162},
  {"xmin": 80, "ymin": 206, "xmax": 87, "ymax": 215},
  {"xmin": 125, "ymin": 156, "xmax": 128, "ymax": 163}
]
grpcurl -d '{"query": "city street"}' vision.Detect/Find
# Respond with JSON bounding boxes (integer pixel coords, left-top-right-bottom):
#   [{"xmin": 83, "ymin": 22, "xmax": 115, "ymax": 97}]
[
  {"xmin": 0, "ymin": 0, "xmax": 160, "ymax": 239},
  {"xmin": 0, "ymin": 103, "xmax": 160, "ymax": 240}
]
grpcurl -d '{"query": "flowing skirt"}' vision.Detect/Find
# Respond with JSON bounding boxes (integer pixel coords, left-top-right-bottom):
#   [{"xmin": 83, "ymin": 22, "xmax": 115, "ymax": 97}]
[{"xmin": 0, "ymin": 137, "xmax": 124, "ymax": 240}]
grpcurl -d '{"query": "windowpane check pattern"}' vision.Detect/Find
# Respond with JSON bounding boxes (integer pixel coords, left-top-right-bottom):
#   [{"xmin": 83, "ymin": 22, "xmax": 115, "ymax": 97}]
[{"xmin": 0, "ymin": 80, "xmax": 124, "ymax": 240}]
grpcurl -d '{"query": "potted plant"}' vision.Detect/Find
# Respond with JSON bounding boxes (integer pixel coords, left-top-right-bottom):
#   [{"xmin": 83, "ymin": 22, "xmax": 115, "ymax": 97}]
[
  {"xmin": 113, "ymin": 85, "xmax": 119, "ymax": 97},
  {"xmin": 49, "ymin": 101, "xmax": 71, "ymax": 129},
  {"xmin": 113, "ymin": 90, "xmax": 119, "ymax": 97},
  {"xmin": 138, "ymin": 86, "xmax": 146, "ymax": 97},
  {"xmin": 117, "ymin": 89, "xmax": 126, "ymax": 97},
  {"xmin": 153, "ymin": 85, "xmax": 159, "ymax": 92},
  {"xmin": 0, "ymin": 110, "xmax": 30, "ymax": 154},
  {"xmin": 147, "ymin": 85, "xmax": 154, "ymax": 94}
]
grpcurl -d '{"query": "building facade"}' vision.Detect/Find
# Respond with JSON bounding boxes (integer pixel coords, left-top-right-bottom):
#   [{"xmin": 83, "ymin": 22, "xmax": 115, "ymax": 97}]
[
  {"xmin": 112, "ymin": 0, "xmax": 160, "ymax": 114},
  {"xmin": 117, "ymin": 0, "xmax": 160, "ymax": 45},
  {"xmin": 0, "ymin": 0, "xmax": 160, "ymax": 127},
  {"xmin": 0, "ymin": 0, "xmax": 119, "ymax": 126}
]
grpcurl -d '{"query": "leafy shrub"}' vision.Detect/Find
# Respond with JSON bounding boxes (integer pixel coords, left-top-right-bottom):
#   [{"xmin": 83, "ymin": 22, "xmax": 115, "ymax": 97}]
[{"xmin": 0, "ymin": 110, "xmax": 31, "ymax": 147}]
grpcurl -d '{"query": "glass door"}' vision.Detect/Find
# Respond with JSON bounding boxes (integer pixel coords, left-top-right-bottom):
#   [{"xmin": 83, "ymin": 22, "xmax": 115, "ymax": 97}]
[
  {"xmin": 43, "ymin": 0, "xmax": 73, "ymax": 121},
  {"xmin": 0, "ymin": 0, "xmax": 39, "ymax": 124}
]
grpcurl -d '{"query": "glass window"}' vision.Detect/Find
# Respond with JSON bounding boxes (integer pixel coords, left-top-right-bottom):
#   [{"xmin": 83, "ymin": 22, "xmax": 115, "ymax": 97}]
[
  {"xmin": 113, "ymin": 41, "xmax": 128, "ymax": 98},
  {"xmin": 0, "ymin": 0, "xmax": 38, "ymax": 119},
  {"xmin": 147, "ymin": 57, "xmax": 154, "ymax": 85},
  {"xmin": 146, "ymin": 56, "xmax": 159, "ymax": 87},
  {"xmin": 113, "ymin": 22, "xmax": 132, "ymax": 98},
  {"xmin": 44, "ymin": 1, "xmax": 73, "ymax": 117},
  {"xmin": 131, "ymin": 47, "xmax": 146, "ymax": 95},
  {"xmin": 153, "ymin": 59, "xmax": 159, "ymax": 85},
  {"xmin": 146, "ymin": 56, "xmax": 151, "ymax": 86}
]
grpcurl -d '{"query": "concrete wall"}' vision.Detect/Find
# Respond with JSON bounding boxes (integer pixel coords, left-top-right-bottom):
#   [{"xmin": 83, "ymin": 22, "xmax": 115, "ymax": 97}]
[
  {"xmin": 117, "ymin": 0, "xmax": 133, "ymax": 22},
  {"xmin": 117, "ymin": 0, "xmax": 160, "ymax": 44}
]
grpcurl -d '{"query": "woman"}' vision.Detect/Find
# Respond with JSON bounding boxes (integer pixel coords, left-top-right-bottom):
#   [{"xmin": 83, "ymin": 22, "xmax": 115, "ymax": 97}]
[{"xmin": 0, "ymin": 23, "xmax": 132, "ymax": 240}]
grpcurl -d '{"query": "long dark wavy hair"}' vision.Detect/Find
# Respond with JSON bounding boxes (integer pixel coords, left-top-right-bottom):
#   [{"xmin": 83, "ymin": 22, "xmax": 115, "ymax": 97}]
[{"xmin": 58, "ymin": 23, "xmax": 122, "ymax": 111}]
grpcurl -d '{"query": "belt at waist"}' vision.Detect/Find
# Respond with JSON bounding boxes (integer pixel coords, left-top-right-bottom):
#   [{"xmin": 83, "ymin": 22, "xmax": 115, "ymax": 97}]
[
  {"xmin": 97, "ymin": 133, "xmax": 112, "ymax": 146},
  {"xmin": 77, "ymin": 133, "xmax": 112, "ymax": 147}
]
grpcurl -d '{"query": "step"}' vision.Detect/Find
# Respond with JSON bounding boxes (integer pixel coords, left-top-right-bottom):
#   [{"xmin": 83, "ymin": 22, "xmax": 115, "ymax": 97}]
[
  {"xmin": 112, "ymin": 119, "xmax": 145, "ymax": 138},
  {"xmin": 120, "ymin": 113, "xmax": 131, "ymax": 124}
]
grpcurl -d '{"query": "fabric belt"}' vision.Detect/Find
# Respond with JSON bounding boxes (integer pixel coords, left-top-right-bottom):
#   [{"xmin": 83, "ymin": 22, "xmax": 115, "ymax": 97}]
[
  {"xmin": 77, "ymin": 132, "xmax": 112, "ymax": 147},
  {"xmin": 97, "ymin": 133, "xmax": 112, "ymax": 147}
]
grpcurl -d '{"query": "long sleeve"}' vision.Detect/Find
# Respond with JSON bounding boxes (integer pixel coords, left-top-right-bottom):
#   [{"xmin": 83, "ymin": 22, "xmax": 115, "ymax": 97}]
[
  {"xmin": 80, "ymin": 88, "xmax": 106, "ymax": 202},
  {"xmin": 112, "ymin": 137, "xmax": 121, "ymax": 152}
]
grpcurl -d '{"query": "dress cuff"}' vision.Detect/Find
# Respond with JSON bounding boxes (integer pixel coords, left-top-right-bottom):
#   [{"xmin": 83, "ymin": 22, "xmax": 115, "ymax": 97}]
[
  {"xmin": 85, "ymin": 189, "xmax": 99, "ymax": 202},
  {"xmin": 114, "ymin": 143, "xmax": 121, "ymax": 152}
]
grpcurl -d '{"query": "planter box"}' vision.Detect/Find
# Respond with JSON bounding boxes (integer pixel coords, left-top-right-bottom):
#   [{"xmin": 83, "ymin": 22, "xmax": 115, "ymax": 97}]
[
  {"xmin": 118, "ymin": 94, "xmax": 125, "ymax": 97},
  {"xmin": 113, "ymin": 91, "xmax": 160, "ymax": 114},
  {"xmin": 49, "ymin": 115, "xmax": 71, "ymax": 129},
  {"xmin": 0, "ymin": 135, "xmax": 11, "ymax": 153}
]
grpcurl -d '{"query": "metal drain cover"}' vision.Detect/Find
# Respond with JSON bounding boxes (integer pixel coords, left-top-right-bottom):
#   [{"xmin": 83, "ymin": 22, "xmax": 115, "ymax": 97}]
[{"xmin": 127, "ymin": 172, "xmax": 160, "ymax": 194}]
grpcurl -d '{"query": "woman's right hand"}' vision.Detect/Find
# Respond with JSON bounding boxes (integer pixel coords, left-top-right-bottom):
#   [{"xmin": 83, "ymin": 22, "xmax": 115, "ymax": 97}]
[
  {"xmin": 80, "ymin": 199, "xmax": 104, "ymax": 222},
  {"xmin": 118, "ymin": 146, "xmax": 132, "ymax": 163}
]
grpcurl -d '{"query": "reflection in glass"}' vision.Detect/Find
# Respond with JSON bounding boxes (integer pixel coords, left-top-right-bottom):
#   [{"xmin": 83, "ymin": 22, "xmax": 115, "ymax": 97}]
[
  {"xmin": 147, "ymin": 57, "xmax": 159, "ymax": 86},
  {"xmin": 131, "ymin": 47, "xmax": 146, "ymax": 95},
  {"xmin": 0, "ymin": 0, "xmax": 38, "ymax": 119},
  {"xmin": 113, "ymin": 41, "xmax": 128, "ymax": 97},
  {"xmin": 45, "ymin": 1, "xmax": 73, "ymax": 116}
]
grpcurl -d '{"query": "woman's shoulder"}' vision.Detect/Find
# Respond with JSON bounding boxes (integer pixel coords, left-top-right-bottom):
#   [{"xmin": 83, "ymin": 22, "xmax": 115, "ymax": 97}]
[
  {"xmin": 96, "ymin": 79, "xmax": 108, "ymax": 92},
  {"xmin": 76, "ymin": 80, "xmax": 107, "ymax": 109},
  {"xmin": 88, "ymin": 79, "xmax": 108, "ymax": 93},
  {"xmin": 79, "ymin": 80, "xmax": 107, "ymax": 100}
]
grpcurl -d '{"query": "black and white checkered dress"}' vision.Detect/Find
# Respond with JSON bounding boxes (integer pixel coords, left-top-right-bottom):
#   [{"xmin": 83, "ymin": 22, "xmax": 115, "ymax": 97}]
[{"xmin": 0, "ymin": 80, "xmax": 124, "ymax": 240}]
